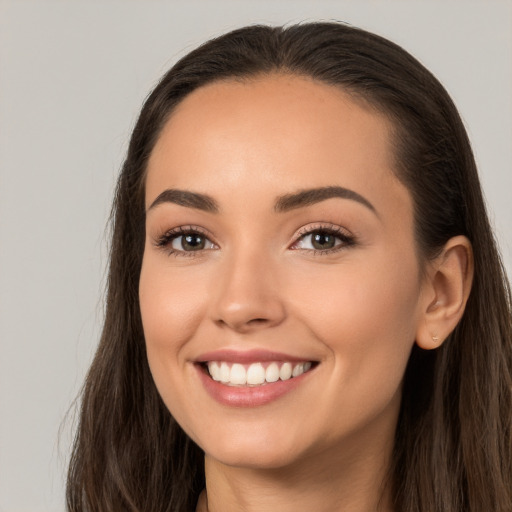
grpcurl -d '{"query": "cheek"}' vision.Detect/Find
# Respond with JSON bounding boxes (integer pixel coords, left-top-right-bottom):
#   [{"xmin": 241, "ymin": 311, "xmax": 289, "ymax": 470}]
[
  {"xmin": 290, "ymin": 253, "xmax": 419, "ymax": 336},
  {"xmin": 285, "ymin": 252, "xmax": 421, "ymax": 407},
  {"xmin": 139, "ymin": 253, "xmax": 209, "ymax": 373},
  {"xmin": 139, "ymin": 253, "xmax": 215, "ymax": 436}
]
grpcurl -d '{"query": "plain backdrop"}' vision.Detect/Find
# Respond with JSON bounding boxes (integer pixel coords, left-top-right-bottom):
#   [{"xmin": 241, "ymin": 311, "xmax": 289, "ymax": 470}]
[{"xmin": 0, "ymin": 1, "xmax": 511, "ymax": 510}]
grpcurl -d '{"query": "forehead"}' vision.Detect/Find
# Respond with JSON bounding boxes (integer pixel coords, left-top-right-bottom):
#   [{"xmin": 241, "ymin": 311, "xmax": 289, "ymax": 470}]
[{"xmin": 145, "ymin": 74, "xmax": 410, "ymax": 221}]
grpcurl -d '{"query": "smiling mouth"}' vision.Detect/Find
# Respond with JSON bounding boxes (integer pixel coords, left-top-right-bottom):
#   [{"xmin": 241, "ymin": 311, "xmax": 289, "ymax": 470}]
[{"xmin": 201, "ymin": 360, "xmax": 317, "ymax": 387}]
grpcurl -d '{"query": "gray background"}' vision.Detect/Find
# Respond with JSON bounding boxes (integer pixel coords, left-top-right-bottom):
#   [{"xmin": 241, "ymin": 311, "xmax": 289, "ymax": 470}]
[{"xmin": 1, "ymin": 1, "xmax": 511, "ymax": 510}]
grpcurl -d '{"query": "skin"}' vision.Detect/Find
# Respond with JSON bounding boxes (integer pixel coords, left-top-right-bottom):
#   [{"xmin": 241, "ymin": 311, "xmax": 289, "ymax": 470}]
[{"xmin": 139, "ymin": 74, "xmax": 473, "ymax": 512}]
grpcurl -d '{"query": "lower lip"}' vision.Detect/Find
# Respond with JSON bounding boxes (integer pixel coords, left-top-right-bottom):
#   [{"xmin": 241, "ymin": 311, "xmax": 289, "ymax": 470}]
[{"xmin": 195, "ymin": 364, "xmax": 313, "ymax": 407}]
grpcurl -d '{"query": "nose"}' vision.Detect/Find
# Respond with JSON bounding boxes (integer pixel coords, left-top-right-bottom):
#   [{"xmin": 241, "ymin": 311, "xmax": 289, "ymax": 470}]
[{"xmin": 210, "ymin": 250, "xmax": 286, "ymax": 333}]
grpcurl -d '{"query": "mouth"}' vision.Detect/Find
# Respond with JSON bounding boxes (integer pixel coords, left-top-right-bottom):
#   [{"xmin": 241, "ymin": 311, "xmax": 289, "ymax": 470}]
[
  {"xmin": 200, "ymin": 360, "xmax": 317, "ymax": 387},
  {"xmin": 194, "ymin": 349, "xmax": 319, "ymax": 407}
]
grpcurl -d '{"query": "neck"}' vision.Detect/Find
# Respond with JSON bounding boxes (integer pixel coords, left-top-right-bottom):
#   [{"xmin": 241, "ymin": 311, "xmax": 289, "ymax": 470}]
[{"xmin": 201, "ymin": 431, "xmax": 394, "ymax": 512}]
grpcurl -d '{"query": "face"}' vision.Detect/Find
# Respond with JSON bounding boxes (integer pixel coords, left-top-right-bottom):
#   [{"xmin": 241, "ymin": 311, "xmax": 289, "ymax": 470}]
[{"xmin": 140, "ymin": 75, "xmax": 427, "ymax": 470}]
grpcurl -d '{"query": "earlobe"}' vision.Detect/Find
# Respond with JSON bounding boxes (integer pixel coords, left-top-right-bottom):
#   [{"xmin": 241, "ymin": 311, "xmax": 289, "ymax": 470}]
[{"xmin": 416, "ymin": 236, "xmax": 474, "ymax": 350}]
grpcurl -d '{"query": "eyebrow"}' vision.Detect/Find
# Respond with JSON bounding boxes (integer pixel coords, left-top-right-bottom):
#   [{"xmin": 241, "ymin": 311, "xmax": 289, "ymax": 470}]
[
  {"xmin": 274, "ymin": 186, "xmax": 377, "ymax": 215},
  {"xmin": 147, "ymin": 185, "xmax": 377, "ymax": 216},
  {"xmin": 148, "ymin": 189, "xmax": 219, "ymax": 213}
]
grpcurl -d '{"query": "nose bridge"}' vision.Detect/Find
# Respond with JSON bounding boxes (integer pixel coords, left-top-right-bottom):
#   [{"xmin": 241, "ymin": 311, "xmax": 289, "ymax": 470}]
[{"xmin": 211, "ymin": 241, "xmax": 285, "ymax": 332}]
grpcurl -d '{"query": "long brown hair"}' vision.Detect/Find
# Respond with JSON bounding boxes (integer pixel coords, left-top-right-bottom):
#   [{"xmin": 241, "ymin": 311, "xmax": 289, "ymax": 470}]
[{"xmin": 67, "ymin": 23, "xmax": 512, "ymax": 511}]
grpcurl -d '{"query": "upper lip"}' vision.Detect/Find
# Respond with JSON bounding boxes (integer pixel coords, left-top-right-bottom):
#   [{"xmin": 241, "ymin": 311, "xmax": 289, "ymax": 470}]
[{"xmin": 194, "ymin": 349, "xmax": 316, "ymax": 364}]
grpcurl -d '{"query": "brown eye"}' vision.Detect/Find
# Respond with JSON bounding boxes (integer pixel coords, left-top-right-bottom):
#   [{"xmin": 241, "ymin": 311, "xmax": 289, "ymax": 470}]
[
  {"xmin": 172, "ymin": 233, "xmax": 207, "ymax": 251},
  {"xmin": 311, "ymin": 232, "xmax": 336, "ymax": 250},
  {"xmin": 156, "ymin": 227, "xmax": 217, "ymax": 256},
  {"xmin": 292, "ymin": 227, "xmax": 355, "ymax": 253}
]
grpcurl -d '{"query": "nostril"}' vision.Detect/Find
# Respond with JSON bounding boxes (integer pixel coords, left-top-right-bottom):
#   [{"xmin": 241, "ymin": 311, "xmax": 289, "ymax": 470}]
[
  {"xmin": 215, "ymin": 316, "xmax": 273, "ymax": 332},
  {"xmin": 213, "ymin": 299, "xmax": 286, "ymax": 331}
]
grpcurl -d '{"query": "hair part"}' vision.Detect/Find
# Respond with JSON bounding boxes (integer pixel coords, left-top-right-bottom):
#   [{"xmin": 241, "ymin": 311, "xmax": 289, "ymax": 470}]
[{"xmin": 67, "ymin": 22, "xmax": 512, "ymax": 512}]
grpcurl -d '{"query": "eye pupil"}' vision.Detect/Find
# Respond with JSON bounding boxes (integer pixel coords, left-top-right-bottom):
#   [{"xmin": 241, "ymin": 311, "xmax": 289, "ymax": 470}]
[
  {"xmin": 182, "ymin": 234, "xmax": 205, "ymax": 251},
  {"xmin": 312, "ymin": 232, "xmax": 335, "ymax": 250}
]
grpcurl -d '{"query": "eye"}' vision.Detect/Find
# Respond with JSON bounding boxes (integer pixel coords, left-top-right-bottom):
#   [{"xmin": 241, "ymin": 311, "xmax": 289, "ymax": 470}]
[
  {"xmin": 171, "ymin": 233, "xmax": 214, "ymax": 252},
  {"xmin": 155, "ymin": 226, "xmax": 217, "ymax": 256},
  {"xmin": 299, "ymin": 231, "xmax": 339, "ymax": 250},
  {"xmin": 291, "ymin": 226, "xmax": 355, "ymax": 253}
]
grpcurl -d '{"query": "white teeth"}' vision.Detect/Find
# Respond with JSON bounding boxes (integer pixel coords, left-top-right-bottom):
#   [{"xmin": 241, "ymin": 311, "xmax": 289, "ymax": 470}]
[
  {"xmin": 247, "ymin": 363, "xmax": 266, "ymax": 385},
  {"xmin": 219, "ymin": 362, "xmax": 230, "ymax": 383},
  {"xmin": 206, "ymin": 360, "xmax": 314, "ymax": 386},
  {"xmin": 209, "ymin": 361, "xmax": 220, "ymax": 381},
  {"xmin": 292, "ymin": 363, "xmax": 304, "ymax": 377},
  {"xmin": 279, "ymin": 362, "xmax": 292, "ymax": 381},
  {"xmin": 230, "ymin": 364, "xmax": 247, "ymax": 385},
  {"xmin": 265, "ymin": 362, "xmax": 280, "ymax": 383}
]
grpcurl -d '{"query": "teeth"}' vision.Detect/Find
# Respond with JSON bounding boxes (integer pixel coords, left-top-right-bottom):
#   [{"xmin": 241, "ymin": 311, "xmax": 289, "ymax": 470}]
[
  {"xmin": 219, "ymin": 362, "xmax": 230, "ymax": 383},
  {"xmin": 230, "ymin": 364, "xmax": 247, "ymax": 385},
  {"xmin": 206, "ymin": 360, "xmax": 314, "ymax": 387},
  {"xmin": 265, "ymin": 363, "xmax": 280, "ymax": 383},
  {"xmin": 279, "ymin": 362, "xmax": 292, "ymax": 380},
  {"xmin": 209, "ymin": 362, "xmax": 220, "ymax": 381},
  {"xmin": 292, "ymin": 363, "xmax": 304, "ymax": 377},
  {"xmin": 247, "ymin": 363, "xmax": 266, "ymax": 385}
]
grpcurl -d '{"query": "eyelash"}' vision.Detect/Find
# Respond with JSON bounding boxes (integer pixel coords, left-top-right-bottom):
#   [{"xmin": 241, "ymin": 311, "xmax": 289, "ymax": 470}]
[
  {"xmin": 154, "ymin": 223, "xmax": 356, "ymax": 258},
  {"xmin": 290, "ymin": 224, "xmax": 356, "ymax": 255},
  {"xmin": 154, "ymin": 225, "xmax": 216, "ymax": 258}
]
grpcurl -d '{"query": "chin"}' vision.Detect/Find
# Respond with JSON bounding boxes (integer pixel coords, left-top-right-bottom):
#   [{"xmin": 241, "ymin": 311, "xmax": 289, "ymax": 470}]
[{"xmin": 202, "ymin": 428, "xmax": 305, "ymax": 470}]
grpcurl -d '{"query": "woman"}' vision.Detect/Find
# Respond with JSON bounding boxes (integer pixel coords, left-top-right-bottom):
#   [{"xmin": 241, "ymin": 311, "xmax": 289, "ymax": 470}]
[{"xmin": 66, "ymin": 22, "xmax": 512, "ymax": 511}]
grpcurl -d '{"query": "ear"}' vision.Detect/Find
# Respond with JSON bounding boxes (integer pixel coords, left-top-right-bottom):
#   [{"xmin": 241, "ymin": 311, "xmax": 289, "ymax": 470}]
[{"xmin": 416, "ymin": 235, "xmax": 474, "ymax": 350}]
